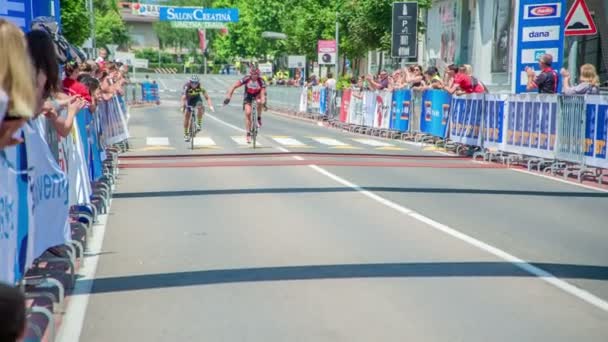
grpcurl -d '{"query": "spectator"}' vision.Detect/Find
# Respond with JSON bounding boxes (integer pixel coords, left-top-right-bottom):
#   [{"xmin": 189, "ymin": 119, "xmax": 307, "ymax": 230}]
[
  {"xmin": 0, "ymin": 282, "xmax": 26, "ymax": 342},
  {"xmin": 78, "ymin": 74, "xmax": 101, "ymax": 112},
  {"xmin": 423, "ymin": 67, "xmax": 444, "ymax": 90},
  {"xmin": 443, "ymin": 64, "xmax": 484, "ymax": 95},
  {"xmin": 366, "ymin": 70, "xmax": 389, "ymax": 90},
  {"xmin": 0, "ymin": 19, "xmax": 35, "ymax": 149},
  {"xmin": 63, "ymin": 61, "xmax": 91, "ymax": 103},
  {"xmin": 403, "ymin": 64, "xmax": 424, "ymax": 88},
  {"xmin": 307, "ymin": 74, "xmax": 319, "ymax": 87},
  {"xmin": 561, "ymin": 64, "xmax": 600, "ymax": 95},
  {"xmin": 459, "ymin": 64, "xmax": 486, "ymax": 93},
  {"xmin": 526, "ymin": 53, "xmax": 558, "ymax": 94},
  {"xmin": 95, "ymin": 47, "xmax": 108, "ymax": 66},
  {"xmin": 325, "ymin": 72, "xmax": 337, "ymax": 90},
  {"xmin": 25, "ymin": 30, "xmax": 61, "ymax": 112}
]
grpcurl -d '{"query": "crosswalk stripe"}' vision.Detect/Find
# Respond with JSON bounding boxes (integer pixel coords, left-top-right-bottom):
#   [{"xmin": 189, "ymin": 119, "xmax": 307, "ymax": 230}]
[
  {"xmin": 352, "ymin": 138, "xmax": 394, "ymax": 147},
  {"xmin": 193, "ymin": 137, "xmax": 219, "ymax": 148},
  {"xmin": 271, "ymin": 137, "xmax": 308, "ymax": 147},
  {"xmin": 310, "ymin": 137, "xmax": 349, "ymax": 146},
  {"xmin": 231, "ymin": 136, "xmax": 262, "ymax": 146},
  {"xmin": 146, "ymin": 137, "xmax": 170, "ymax": 146}
]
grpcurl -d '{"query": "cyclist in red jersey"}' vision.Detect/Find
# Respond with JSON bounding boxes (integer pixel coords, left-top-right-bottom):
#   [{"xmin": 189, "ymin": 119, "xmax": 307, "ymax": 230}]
[{"xmin": 224, "ymin": 68, "xmax": 266, "ymax": 143}]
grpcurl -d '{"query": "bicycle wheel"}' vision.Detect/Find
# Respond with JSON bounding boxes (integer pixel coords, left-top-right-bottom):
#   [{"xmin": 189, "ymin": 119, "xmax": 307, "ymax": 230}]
[
  {"xmin": 251, "ymin": 102, "xmax": 258, "ymax": 149},
  {"xmin": 190, "ymin": 111, "xmax": 196, "ymax": 150}
]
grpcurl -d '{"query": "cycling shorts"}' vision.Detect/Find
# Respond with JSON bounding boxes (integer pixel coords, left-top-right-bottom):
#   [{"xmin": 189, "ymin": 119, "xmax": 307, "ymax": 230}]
[{"xmin": 186, "ymin": 96, "xmax": 204, "ymax": 110}]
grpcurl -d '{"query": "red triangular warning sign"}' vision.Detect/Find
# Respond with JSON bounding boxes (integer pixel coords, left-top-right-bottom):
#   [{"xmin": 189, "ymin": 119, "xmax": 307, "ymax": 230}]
[{"xmin": 565, "ymin": 0, "xmax": 597, "ymax": 36}]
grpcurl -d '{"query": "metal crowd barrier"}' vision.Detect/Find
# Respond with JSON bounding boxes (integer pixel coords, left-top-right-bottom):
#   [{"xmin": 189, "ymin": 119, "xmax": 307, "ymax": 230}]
[
  {"xmin": 268, "ymin": 84, "xmax": 607, "ymax": 183},
  {"xmin": 123, "ymin": 82, "xmax": 161, "ymax": 105},
  {"xmin": 0, "ymin": 93, "xmax": 131, "ymax": 341}
]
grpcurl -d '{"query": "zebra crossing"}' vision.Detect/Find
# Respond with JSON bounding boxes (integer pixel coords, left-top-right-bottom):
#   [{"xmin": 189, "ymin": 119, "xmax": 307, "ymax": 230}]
[{"xmin": 141, "ymin": 135, "xmax": 409, "ymax": 151}]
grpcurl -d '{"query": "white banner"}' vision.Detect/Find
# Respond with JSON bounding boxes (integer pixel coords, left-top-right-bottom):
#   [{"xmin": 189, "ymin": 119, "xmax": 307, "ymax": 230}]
[
  {"xmin": 299, "ymin": 87, "xmax": 308, "ymax": 112},
  {"xmin": 362, "ymin": 91, "xmax": 377, "ymax": 127},
  {"xmin": 348, "ymin": 90, "xmax": 364, "ymax": 125},
  {"xmin": 99, "ymin": 97, "xmax": 130, "ymax": 146},
  {"xmin": 0, "ymin": 147, "xmax": 23, "ymax": 284},
  {"xmin": 24, "ymin": 121, "xmax": 70, "ymax": 262}
]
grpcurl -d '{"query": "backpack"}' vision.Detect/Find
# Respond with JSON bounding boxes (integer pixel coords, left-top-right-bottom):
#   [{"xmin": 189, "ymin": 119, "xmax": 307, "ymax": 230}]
[
  {"xmin": 30, "ymin": 17, "xmax": 86, "ymax": 65},
  {"xmin": 471, "ymin": 76, "xmax": 489, "ymax": 93}
]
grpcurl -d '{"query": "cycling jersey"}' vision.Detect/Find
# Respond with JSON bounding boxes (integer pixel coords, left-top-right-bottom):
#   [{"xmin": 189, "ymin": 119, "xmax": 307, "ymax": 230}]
[
  {"xmin": 239, "ymin": 76, "xmax": 266, "ymax": 95},
  {"xmin": 183, "ymin": 83, "xmax": 207, "ymax": 99}
]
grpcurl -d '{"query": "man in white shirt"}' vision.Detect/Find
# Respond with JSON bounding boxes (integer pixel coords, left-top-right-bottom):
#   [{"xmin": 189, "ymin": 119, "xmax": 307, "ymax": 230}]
[{"xmin": 324, "ymin": 72, "xmax": 337, "ymax": 90}]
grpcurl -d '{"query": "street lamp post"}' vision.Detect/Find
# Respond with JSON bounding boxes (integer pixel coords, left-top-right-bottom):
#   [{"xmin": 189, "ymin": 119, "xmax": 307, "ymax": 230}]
[{"xmin": 335, "ymin": 12, "xmax": 339, "ymax": 76}]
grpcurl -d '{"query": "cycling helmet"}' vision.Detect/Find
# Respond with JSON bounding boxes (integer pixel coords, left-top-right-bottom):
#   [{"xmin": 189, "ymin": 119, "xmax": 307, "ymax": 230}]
[{"xmin": 190, "ymin": 75, "xmax": 199, "ymax": 83}]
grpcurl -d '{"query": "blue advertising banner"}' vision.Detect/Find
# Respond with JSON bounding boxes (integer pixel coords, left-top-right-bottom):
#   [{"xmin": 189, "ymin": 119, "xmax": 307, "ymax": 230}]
[
  {"xmin": 420, "ymin": 90, "xmax": 451, "ymax": 138},
  {"xmin": 159, "ymin": 7, "xmax": 239, "ymax": 22},
  {"xmin": 482, "ymin": 95, "xmax": 505, "ymax": 150},
  {"xmin": 584, "ymin": 96, "xmax": 608, "ymax": 168},
  {"xmin": 1, "ymin": 0, "xmax": 59, "ymax": 31},
  {"xmin": 390, "ymin": 89, "xmax": 411, "ymax": 132},
  {"xmin": 450, "ymin": 95, "xmax": 484, "ymax": 145},
  {"xmin": 512, "ymin": 0, "xmax": 566, "ymax": 94},
  {"xmin": 319, "ymin": 87, "xmax": 327, "ymax": 115},
  {"xmin": 504, "ymin": 94, "xmax": 557, "ymax": 158}
]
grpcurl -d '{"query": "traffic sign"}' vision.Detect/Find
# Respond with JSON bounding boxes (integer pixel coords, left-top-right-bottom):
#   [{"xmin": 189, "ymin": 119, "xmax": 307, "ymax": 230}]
[
  {"xmin": 318, "ymin": 40, "xmax": 336, "ymax": 65},
  {"xmin": 564, "ymin": 0, "xmax": 597, "ymax": 36},
  {"xmin": 391, "ymin": 2, "xmax": 418, "ymax": 59}
]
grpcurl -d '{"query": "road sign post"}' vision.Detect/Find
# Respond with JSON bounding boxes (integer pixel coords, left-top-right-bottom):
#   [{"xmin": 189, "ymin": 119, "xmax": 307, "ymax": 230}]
[{"xmin": 391, "ymin": 2, "xmax": 418, "ymax": 59}]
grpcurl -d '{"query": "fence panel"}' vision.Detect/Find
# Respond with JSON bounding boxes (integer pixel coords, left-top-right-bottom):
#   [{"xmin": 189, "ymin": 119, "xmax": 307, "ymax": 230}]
[
  {"xmin": 373, "ymin": 91, "xmax": 392, "ymax": 129},
  {"xmin": 555, "ymin": 96, "xmax": 586, "ymax": 164},
  {"xmin": 583, "ymin": 95, "xmax": 608, "ymax": 168},
  {"xmin": 482, "ymin": 94, "xmax": 507, "ymax": 151},
  {"xmin": 390, "ymin": 89, "xmax": 412, "ymax": 132},
  {"xmin": 503, "ymin": 94, "xmax": 558, "ymax": 159},
  {"xmin": 420, "ymin": 90, "xmax": 452, "ymax": 138},
  {"xmin": 449, "ymin": 94, "xmax": 484, "ymax": 146},
  {"xmin": 340, "ymin": 89, "xmax": 352, "ymax": 123}
]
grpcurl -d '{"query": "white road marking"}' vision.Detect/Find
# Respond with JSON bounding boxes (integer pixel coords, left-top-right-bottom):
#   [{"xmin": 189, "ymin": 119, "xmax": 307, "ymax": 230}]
[
  {"xmin": 272, "ymin": 137, "xmax": 307, "ymax": 147},
  {"xmin": 207, "ymin": 106, "xmax": 608, "ymax": 313},
  {"xmin": 146, "ymin": 137, "xmax": 169, "ymax": 146},
  {"xmin": 57, "ymin": 204, "xmax": 111, "ymax": 341},
  {"xmin": 352, "ymin": 138, "xmax": 394, "ymax": 147},
  {"xmin": 207, "ymin": 113, "xmax": 246, "ymax": 132},
  {"xmin": 509, "ymin": 168, "xmax": 608, "ymax": 193},
  {"xmin": 232, "ymin": 136, "xmax": 261, "ymax": 146},
  {"xmin": 311, "ymin": 137, "xmax": 349, "ymax": 146},
  {"xmin": 193, "ymin": 137, "xmax": 217, "ymax": 147}
]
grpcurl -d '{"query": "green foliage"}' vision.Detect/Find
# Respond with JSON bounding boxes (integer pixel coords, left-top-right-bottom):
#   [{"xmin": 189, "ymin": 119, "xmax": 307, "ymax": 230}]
[{"xmin": 60, "ymin": 0, "xmax": 91, "ymax": 46}]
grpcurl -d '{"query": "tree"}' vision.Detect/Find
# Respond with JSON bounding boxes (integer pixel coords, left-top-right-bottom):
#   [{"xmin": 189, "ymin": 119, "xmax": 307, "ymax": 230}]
[
  {"xmin": 60, "ymin": 0, "xmax": 91, "ymax": 46},
  {"xmin": 93, "ymin": 0, "xmax": 130, "ymax": 48}
]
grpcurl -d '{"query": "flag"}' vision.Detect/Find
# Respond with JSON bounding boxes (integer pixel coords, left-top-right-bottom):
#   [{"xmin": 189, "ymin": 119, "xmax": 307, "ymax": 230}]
[{"xmin": 198, "ymin": 29, "xmax": 206, "ymax": 53}]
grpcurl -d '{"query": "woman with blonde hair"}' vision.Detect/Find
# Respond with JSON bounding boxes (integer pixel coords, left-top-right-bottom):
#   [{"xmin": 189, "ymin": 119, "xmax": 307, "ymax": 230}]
[
  {"xmin": 561, "ymin": 63, "xmax": 600, "ymax": 95},
  {"xmin": 0, "ymin": 19, "xmax": 36, "ymax": 148}
]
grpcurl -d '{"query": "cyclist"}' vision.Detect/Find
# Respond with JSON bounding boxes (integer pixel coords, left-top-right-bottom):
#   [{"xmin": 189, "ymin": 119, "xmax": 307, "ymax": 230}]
[
  {"xmin": 181, "ymin": 75, "xmax": 214, "ymax": 142},
  {"xmin": 223, "ymin": 68, "xmax": 266, "ymax": 143}
]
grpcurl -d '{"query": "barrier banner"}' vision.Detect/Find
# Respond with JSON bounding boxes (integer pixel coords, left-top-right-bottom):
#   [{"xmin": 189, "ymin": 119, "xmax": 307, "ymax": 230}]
[
  {"xmin": 391, "ymin": 89, "xmax": 411, "ymax": 132},
  {"xmin": 24, "ymin": 122, "xmax": 70, "ymax": 264},
  {"xmin": 373, "ymin": 91, "xmax": 392, "ymax": 129},
  {"xmin": 420, "ymin": 90, "xmax": 451, "ymax": 138},
  {"xmin": 319, "ymin": 87, "xmax": 327, "ymax": 115},
  {"xmin": 504, "ymin": 94, "xmax": 557, "ymax": 158},
  {"xmin": 348, "ymin": 91, "xmax": 364, "ymax": 125},
  {"xmin": 309, "ymin": 86, "xmax": 321, "ymax": 112},
  {"xmin": 449, "ymin": 94, "xmax": 483, "ymax": 146},
  {"xmin": 362, "ymin": 91, "xmax": 376, "ymax": 127},
  {"xmin": 99, "ymin": 98, "xmax": 130, "ymax": 146},
  {"xmin": 584, "ymin": 95, "xmax": 608, "ymax": 168},
  {"xmin": 299, "ymin": 87, "xmax": 308, "ymax": 112},
  {"xmin": 482, "ymin": 94, "xmax": 506, "ymax": 150},
  {"xmin": 0, "ymin": 147, "xmax": 22, "ymax": 284},
  {"xmin": 340, "ymin": 89, "xmax": 351, "ymax": 122},
  {"xmin": 66, "ymin": 119, "xmax": 92, "ymax": 205}
]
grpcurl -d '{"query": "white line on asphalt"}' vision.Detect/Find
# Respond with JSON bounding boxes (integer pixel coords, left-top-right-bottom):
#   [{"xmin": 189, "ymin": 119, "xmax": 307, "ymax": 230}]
[
  {"xmin": 311, "ymin": 137, "xmax": 349, "ymax": 146},
  {"xmin": 509, "ymin": 168, "xmax": 608, "ymax": 193},
  {"xmin": 307, "ymin": 164, "xmax": 608, "ymax": 313},
  {"xmin": 193, "ymin": 137, "xmax": 217, "ymax": 147},
  {"xmin": 207, "ymin": 113, "xmax": 246, "ymax": 132},
  {"xmin": 352, "ymin": 138, "xmax": 394, "ymax": 147},
  {"xmin": 146, "ymin": 137, "xmax": 170, "ymax": 146},
  {"xmin": 206, "ymin": 109, "xmax": 608, "ymax": 313},
  {"xmin": 272, "ymin": 137, "xmax": 307, "ymax": 147},
  {"xmin": 57, "ymin": 205, "xmax": 111, "ymax": 341}
]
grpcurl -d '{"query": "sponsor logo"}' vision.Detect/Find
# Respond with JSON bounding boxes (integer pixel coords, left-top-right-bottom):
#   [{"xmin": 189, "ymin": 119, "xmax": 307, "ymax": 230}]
[
  {"xmin": 522, "ymin": 26, "xmax": 560, "ymax": 42},
  {"xmin": 524, "ymin": 3, "xmax": 561, "ymax": 20}
]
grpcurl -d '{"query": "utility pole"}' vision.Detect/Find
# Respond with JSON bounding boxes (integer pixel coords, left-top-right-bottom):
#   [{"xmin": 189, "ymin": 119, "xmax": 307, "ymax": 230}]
[
  {"xmin": 335, "ymin": 11, "xmax": 339, "ymax": 76},
  {"xmin": 86, "ymin": 0, "xmax": 96, "ymax": 57}
]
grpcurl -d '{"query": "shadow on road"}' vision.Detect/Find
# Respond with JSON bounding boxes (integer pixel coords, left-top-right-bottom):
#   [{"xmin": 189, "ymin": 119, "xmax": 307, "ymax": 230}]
[
  {"xmin": 114, "ymin": 187, "xmax": 608, "ymax": 199},
  {"xmin": 74, "ymin": 262, "xmax": 608, "ymax": 295}
]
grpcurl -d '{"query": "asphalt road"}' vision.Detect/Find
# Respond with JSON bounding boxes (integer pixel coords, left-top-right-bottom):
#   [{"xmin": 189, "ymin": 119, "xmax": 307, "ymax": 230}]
[{"xmin": 64, "ymin": 74, "xmax": 608, "ymax": 341}]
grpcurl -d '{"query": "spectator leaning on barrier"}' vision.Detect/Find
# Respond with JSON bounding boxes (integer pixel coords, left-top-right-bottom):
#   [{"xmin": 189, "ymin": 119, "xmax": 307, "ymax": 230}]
[
  {"xmin": 443, "ymin": 64, "xmax": 484, "ymax": 95},
  {"xmin": 526, "ymin": 53, "xmax": 558, "ymax": 94},
  {"xmin": 561, "ymin": 64, "xmax": 600, "ymax": 95},
  {"xmin": 459, "ymin": 64, "xmax": 486, "ymax": 93},
  {"xmin": 403, "ymin": 64, "xmax": 424, "ymax": 89},
  {"xmin": 423, "ymin": 67, "xmax": 444, "ymax": 90},
  {"xmin": 0, "ymin": 19, "xmax": 35, "ymax": 149},
  {"xmin": 0, "ymin": 282, "xmax": 26, "ymax": 342},
  {"xmin": 367, "ymin": 70, "xmax": 389, "ymax": 90}
]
